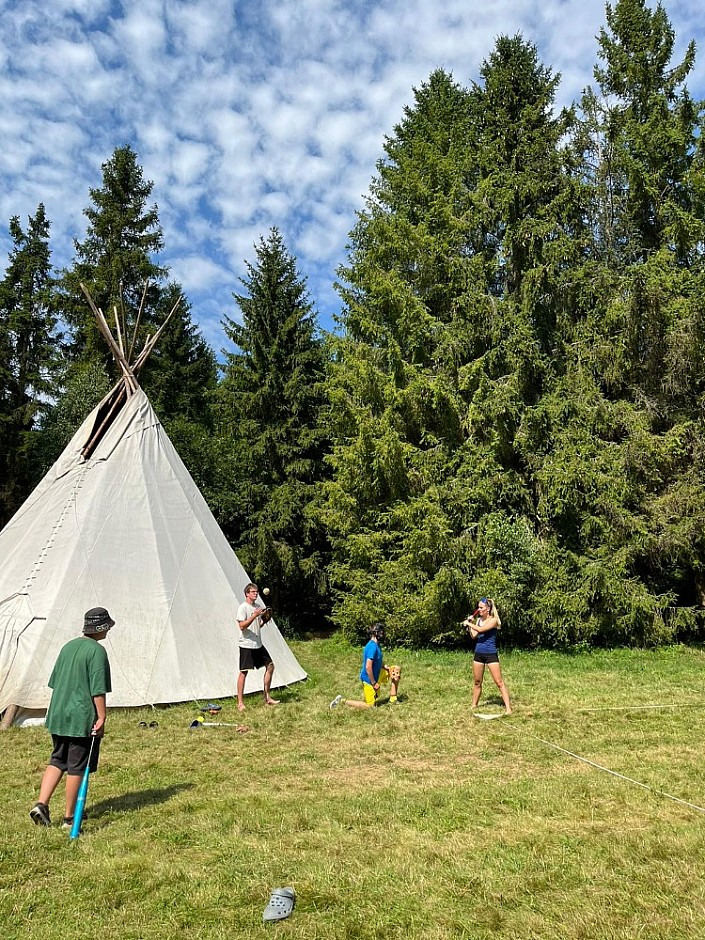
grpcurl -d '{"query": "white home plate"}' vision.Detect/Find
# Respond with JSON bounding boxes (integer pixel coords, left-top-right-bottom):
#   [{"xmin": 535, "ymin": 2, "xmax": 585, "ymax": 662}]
[{"xmin": 473, "ymin": 712, "xmax": 504, "ymax": 720}]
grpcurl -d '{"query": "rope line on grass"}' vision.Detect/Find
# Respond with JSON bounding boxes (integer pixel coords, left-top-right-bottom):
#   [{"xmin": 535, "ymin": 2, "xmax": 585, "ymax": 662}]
[
  {"xmin": 520, "ymin": 729, "xmax": 705, "ymax": 816},
  {"xmin": 577, "ymin": 702, "xmax": 705, "ymax": 712}
]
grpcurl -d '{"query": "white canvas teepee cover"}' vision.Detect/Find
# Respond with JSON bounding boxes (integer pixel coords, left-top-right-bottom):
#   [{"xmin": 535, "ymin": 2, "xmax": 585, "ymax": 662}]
[{"xmin": 0, "ymin": 388, "xmax": 307, "ymax": 712}]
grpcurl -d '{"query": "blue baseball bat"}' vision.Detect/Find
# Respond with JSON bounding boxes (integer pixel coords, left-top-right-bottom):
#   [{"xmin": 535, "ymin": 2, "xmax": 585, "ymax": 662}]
[{"xmin": 69, "ymin": 736, "xmax": 96, "ymax": 840}]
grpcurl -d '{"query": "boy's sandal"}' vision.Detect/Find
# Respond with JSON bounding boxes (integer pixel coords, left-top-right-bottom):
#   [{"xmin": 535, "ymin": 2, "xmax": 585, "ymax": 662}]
[{"xmin": 263, "ymin": 887, "xmax": 296, "ymax": 922}]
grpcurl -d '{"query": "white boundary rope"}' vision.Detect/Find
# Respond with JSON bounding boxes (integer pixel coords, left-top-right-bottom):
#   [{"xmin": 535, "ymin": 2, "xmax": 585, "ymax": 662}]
[
  {"xmin": 520, "ymin": 729, "xmax": 705, "ymax": 816},
  {"xmin": 577, "ymin": 702, "xmax": 705, "ymax": 712}
]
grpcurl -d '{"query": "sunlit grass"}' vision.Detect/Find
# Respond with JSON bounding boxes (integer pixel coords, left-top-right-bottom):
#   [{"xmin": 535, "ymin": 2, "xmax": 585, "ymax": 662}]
[{"xmin": 3, "ymin": 639, "xmax": 705, "ymax": 939}]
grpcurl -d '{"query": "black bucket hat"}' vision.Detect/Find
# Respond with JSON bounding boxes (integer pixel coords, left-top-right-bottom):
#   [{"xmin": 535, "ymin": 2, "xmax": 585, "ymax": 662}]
[{"xmin": 83, "ymin": 607, "xmax": 115, "ymax": 634}]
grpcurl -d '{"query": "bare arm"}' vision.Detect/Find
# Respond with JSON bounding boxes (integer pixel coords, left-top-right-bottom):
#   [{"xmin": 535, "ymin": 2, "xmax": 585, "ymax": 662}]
[
  {"xmin": 238, "ymin": 607, "xmax": 268, "ymax": 631},
  {"xmin": 463, "ymin": 616, "xmax": 480, "ymax": 638},
  {"xmin": 473, "ymin": 616, "xmax": 499, "ymax": 634},
  {"xmin": 365, "ymin": 658, "xmax": 379, "ymax": 689},
  {"xmin": 92, "ymin": 694, "xmax": 107, "ymax": 736}
]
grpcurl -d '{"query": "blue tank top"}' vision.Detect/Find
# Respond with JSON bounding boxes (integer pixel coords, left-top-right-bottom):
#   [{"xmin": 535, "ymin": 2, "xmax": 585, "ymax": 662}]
[{"xmin": 474, "ymin": 625, "xmax": 497, "ymax": 654}]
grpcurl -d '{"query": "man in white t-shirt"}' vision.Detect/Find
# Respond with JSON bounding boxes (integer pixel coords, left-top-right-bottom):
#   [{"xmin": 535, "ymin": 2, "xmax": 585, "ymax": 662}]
[{"xmin": 236, "ymin": 583, "xmax": 279, "ymax": 711}]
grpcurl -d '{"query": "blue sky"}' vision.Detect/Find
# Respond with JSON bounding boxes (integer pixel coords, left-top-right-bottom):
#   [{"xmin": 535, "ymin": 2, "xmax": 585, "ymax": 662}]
[{"xmin": 1, "ymin": 0, "xmax": 703, "ymax": 354}]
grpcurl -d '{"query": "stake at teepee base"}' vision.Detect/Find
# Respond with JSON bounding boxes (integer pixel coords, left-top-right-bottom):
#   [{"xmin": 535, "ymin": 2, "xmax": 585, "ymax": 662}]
[{"xmin": 0, "ymin": 285, "xmax": 307, "ymax": 724}]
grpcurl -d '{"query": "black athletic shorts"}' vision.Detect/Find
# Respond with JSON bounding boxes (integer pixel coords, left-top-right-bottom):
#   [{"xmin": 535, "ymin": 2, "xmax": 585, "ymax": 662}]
[
  {"xmin": 239, "ymin": 645, "xmax": 273, "ymax": 672},
  {"xmin": 473, "ymin": 651, "xmax": 500, "ymax": 665},
  {"xmin": 49, "ymin": 734, "xmax": 101, "ymax": 776}
]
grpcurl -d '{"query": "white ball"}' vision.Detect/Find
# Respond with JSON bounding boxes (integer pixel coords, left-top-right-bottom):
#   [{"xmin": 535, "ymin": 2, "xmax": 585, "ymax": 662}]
[{"xmin": 262, "ymin": 587, "xmax": 270, "ymax": 596}]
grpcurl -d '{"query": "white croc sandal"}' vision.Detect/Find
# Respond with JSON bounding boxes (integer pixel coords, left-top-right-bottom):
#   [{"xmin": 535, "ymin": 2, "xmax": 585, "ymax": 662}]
[{"xmin": 263, "ymin": 887, "xmax": 296, "ymax": 922}]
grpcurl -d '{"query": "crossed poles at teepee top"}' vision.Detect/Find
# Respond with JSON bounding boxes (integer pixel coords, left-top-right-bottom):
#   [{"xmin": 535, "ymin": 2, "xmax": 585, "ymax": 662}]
[{"xmin": 78, "ymin": 282, "xmax": 180, "ymax": 459}]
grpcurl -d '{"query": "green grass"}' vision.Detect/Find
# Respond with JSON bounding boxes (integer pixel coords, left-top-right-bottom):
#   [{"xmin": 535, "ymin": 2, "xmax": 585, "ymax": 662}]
[{"xmin": 3, "ymin": 638, "xmax": 705, "ymax": 939}]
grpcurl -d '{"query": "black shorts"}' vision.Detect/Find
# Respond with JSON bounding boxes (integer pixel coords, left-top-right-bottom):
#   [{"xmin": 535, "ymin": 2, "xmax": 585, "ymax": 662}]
[
  {"xmin": 239, "ymin": 645, "xmax": 273, "ymax": 672},
  {"xmin": 49, "ymin": 734, "xmax": 101, "ymax": 776},
  {"xmin": 473, "ymin": 651, "xmax": 500, "ymax": 665}
]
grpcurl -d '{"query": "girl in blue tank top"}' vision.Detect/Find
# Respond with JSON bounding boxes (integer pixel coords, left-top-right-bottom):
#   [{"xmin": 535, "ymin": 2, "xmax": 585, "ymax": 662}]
[{"xmin": 464, "ymin": 597, "xmax": 512, "ymax": 715}]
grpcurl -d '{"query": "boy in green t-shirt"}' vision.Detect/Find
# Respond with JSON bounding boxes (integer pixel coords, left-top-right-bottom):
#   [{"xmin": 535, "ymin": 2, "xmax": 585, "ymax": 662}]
[{"xmin": 30, "ymin": 607, "xmax": 114, "ymax": 829}]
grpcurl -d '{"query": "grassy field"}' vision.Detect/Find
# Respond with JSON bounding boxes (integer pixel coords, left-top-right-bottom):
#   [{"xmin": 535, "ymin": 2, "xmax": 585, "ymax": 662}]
[{"xmin": 3, "ymin": 637, "xmax": 705, "ymax": 940}]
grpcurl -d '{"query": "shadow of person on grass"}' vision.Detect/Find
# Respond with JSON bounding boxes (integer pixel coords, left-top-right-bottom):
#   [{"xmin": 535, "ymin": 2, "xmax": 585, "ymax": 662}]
[
  {"xmin": 271, "ymin": 688, "xmax": 300, "ymax": 704},
  {"xmin": 88, "ymin": 782, "xmax": 193, "ymax": 827}
]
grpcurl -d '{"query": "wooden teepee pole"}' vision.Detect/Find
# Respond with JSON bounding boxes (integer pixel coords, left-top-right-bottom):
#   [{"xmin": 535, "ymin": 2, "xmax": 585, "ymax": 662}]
[
  {"xmin": 131, "ymin": 294, "xmax": 181, "ymax": 375},
  {"xmin": 113, "ymin": 305, "xmax": 126, "ymax": 358},
  {"xmin": 77, "ymin": 281, "xmax": 179, "ymax": 459},
  {"xmin": 127, "ymin": 280, "xmax": 150, "ymax": 364},
  {"xmin": 79, "ymin": 284, "xmax": 137, "ymax": 394},
  {"xmin": 0, "ymin": 704, "xmax": 19, "ymax": 730}
]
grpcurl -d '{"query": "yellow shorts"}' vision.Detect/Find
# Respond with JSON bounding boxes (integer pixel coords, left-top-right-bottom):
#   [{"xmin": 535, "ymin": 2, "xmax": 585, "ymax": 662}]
[{"xmin": 362, "ymin": 667, "xmax": 390, "ymax": 706}]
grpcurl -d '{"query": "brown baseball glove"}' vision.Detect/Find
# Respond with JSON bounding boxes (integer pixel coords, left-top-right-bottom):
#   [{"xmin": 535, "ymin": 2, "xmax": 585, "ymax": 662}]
[{"xmin": 260, "ymin": 607, "xmax": 272, "ymax": 625}]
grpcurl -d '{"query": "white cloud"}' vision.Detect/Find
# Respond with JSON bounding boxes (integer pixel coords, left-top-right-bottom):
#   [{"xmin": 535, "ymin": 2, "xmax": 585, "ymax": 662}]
[
  {"xmin": 167, "ymin": 139, "xmax": 211, "ymax": 186},
  {"xmin": 173, "ymin": 253, "xmax": 231, "ymax": 293},
  {"xmin": 113, "ymin": 3, "xmax": 168, "ymax": 65},
  {"xmin": 165, "ymin": 0, "xmax": 236, "ymax": 56},
  {"xmin": 0, "ymin": 0, "xmax": 703, "ymax": 350}
]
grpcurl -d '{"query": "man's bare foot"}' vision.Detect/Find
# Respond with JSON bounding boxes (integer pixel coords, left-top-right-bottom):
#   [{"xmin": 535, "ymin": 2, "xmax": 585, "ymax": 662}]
[
  {"xmin": 265, "ymin": 698, "xmax": 280, "ymax": 706},
  {"xmin": 505, "ymin": 709, "xmax": 512, "ymax": 715},
  {"xmin": 237, "ymin": 702, "xmax": 246, "ymax": 712}
]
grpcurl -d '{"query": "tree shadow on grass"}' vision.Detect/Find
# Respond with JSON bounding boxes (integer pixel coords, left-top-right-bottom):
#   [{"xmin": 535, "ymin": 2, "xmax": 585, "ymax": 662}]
[{"xmin": 88, "ymin": 782, "xmax": 193, "ymax": 825}]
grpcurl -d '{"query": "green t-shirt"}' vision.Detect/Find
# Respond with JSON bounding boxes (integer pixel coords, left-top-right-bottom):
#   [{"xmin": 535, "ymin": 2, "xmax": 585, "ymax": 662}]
[{"xmin": 45, "ymin": 636, "xmax": 112, "ymax": 737}]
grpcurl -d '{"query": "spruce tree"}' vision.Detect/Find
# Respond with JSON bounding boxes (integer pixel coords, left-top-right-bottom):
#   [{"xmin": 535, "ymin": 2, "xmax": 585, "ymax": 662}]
[
  {"xmin": 141, "ymin": 282, "xmax": 218, "ymax": 427},
  {"xmin": 141, "ymin": 282, "xmax": 220, "ymax": 494},
  {"xmin": 327, "ymin": 54, "xmax": 578, "ymax": 646},
  {"xmin": 582, "ymin": 0, "xmax": 705, "ymax": 401},
  {"xmin": 326, "ymin": 19, "xmax": 705, "ymax": 649},
  {"xmin": 469, "ymin": 35, "xmax": 581, "ymax": 359},
  {"xmin": 61, "ymin": 145, "xmax": 166, "ymax": 370},
  {"xmin": 0, "ymin": 205, "xmax": 60, "ymax": 525},
  {"xmin": 217, "ymin": 229, "xmax": 329, "ymax": 630},
  {"xmin": 524, "ymin": 0, "xmax": 705, "ymax": 645},
  {"xmin": 56, "ymin": 147, "xmax": 218, "ymax": 487},
  {"xmin": 594, "ymin": 0, "xmax": 700, "ymax": 263},
  {"xmin": 327, "ymin": 70, "xmax": 510, "ymax": 645}
]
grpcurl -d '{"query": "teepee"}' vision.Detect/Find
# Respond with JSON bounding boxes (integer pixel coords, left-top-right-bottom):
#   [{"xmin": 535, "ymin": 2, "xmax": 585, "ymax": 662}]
[{"xmin": 0, "ymin": 286, "xmax": 306, "ymax": 719}]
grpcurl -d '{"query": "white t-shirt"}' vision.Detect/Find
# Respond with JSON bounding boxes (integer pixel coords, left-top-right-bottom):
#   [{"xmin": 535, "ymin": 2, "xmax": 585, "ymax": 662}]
[{"xmin": 236, "ymin": 601, "xmax": 265, "ymax": 649}]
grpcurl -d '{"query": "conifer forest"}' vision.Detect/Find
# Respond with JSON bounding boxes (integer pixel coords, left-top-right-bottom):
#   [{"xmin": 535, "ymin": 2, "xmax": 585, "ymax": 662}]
[{"xmin": 2, "ymin": 0, "xmax": 703, "ymax": 649}]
